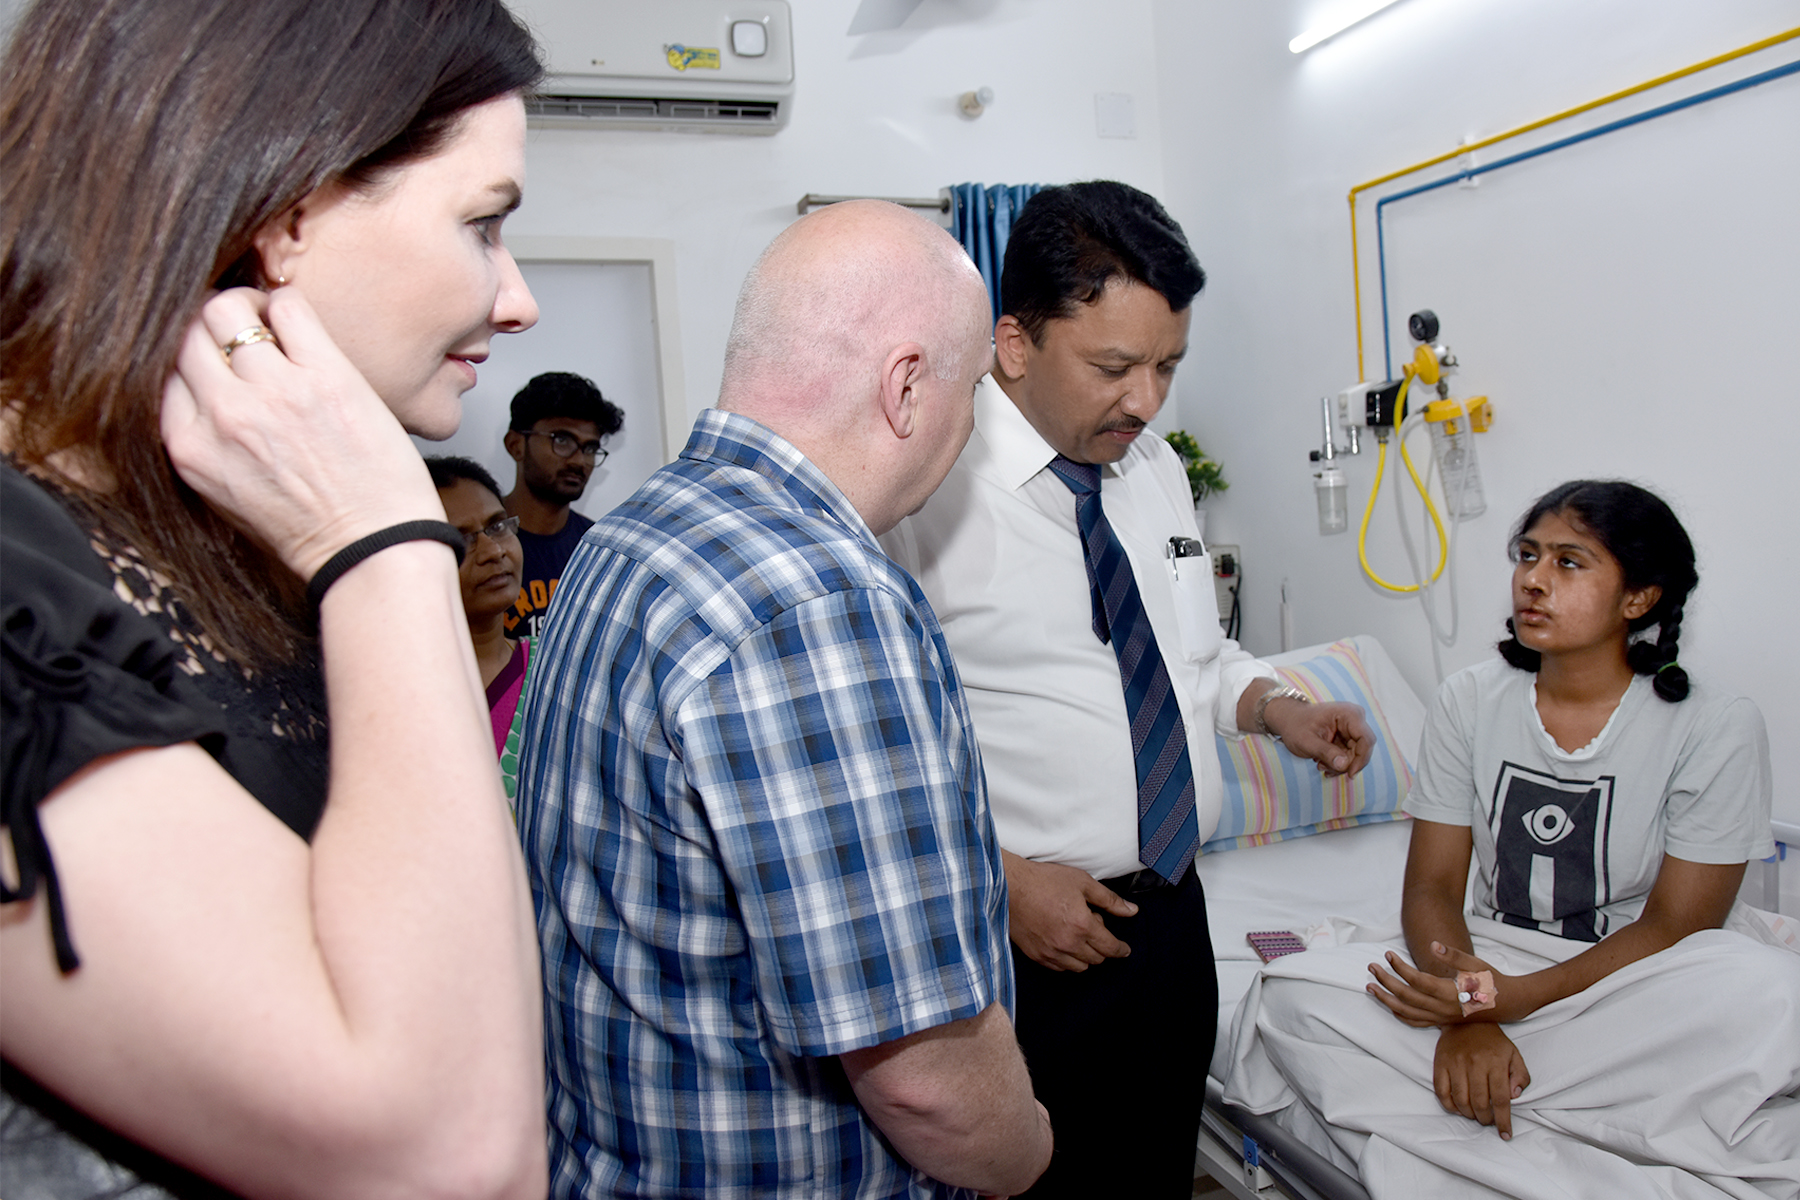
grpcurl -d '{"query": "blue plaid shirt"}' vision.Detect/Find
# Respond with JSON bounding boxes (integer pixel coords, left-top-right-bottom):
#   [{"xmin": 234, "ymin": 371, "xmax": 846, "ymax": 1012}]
[{"xmin": 517, "ymin": 409, "xmax": 1012, "ymax": 1199}]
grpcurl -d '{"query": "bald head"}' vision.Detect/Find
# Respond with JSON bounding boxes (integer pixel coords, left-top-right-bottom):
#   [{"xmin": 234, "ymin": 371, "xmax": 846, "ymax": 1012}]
[
  {"xmin": 715, "ymin": 201, "xmax": 993, "ymax": 534},
  {"xmin": 721, "ymin": 200, "xmax": 990, "ymax": 414}
]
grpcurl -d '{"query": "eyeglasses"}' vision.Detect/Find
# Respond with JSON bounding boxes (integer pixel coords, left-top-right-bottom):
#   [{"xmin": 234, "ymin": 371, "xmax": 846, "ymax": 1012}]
[
  {"xmin": 523, "ymin": 429, "xmax": 608, "ymax": 464},
  {"xmin": 461, "ymin": 514, "xmax": 520, "ymax": 552}
]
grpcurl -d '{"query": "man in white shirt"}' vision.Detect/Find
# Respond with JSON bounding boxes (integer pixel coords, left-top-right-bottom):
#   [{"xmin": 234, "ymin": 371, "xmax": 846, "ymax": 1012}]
[{"xmin": 882, "ymin": 181, "xmax": 1374, "ymax": 1198}]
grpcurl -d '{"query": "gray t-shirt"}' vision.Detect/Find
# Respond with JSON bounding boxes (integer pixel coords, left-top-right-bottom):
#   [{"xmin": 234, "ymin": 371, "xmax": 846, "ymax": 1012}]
[{"xmin": 1403, "ymin": 658, "xmax": 1773, "ymax": 942}]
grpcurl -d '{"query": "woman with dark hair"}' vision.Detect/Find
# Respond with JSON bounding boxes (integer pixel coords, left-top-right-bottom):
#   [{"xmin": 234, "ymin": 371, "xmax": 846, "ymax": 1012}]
[
  {"xmin": 425, "ymin": 455, "xmax": 531, "ymax": 805},
  {"xmin": 1223, "ymin": 481, "xmax": 1799, "ymax": 1196},
  {"xmin": 1, "ymin": 1, "xmax": 548, "ymax": 1196}
]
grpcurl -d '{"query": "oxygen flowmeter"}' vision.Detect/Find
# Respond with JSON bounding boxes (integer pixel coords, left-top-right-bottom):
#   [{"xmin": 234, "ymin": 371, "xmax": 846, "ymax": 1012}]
[
  {"xmin": 1403, "ymin": 309, "xmax": 1488, "ymax": 519},
  {"xmin": 1310, "ymin": 308, "xmax": 1495, "ymax": 583},
  {"xmin": 1423, "ymin": 393, "xmax": 1491, "ymax": 519},
  {"xmin": 1305, "ymin": 310, "xmax": 1497, "ymax": 682}
]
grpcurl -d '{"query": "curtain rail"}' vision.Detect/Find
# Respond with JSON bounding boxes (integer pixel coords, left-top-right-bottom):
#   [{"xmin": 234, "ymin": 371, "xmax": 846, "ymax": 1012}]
[{"xmin": 796, "ymin": 192, "xmax": 950, "ymax": 215}]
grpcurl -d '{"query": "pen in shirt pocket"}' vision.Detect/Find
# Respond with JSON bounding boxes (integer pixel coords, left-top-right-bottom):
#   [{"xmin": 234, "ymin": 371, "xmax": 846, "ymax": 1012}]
[{"xmin": 1167, "ymin": 535, "xmax": 1206, "ymax": 579}]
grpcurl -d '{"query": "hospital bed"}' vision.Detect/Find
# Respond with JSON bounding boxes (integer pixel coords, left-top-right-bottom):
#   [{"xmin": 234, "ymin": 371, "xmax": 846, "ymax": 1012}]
[
  {"xmin": 1192, "ymin": 634, "xmax": 1427, "ymax": 1200},
  {"xmin": 1196, "ymin": 822, "xmax": 1415, "ymax": 1200}
]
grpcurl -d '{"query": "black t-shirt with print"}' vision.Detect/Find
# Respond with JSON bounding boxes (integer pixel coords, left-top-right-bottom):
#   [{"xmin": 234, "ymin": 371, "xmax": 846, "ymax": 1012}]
[{"xmin": 504, "ymin": 509, "xmax": 594, "ymax": 639}]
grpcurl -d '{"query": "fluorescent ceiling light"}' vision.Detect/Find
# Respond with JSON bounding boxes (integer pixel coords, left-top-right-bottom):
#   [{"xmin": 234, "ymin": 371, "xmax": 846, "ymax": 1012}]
[{"xmin": 1289, "ymin": 0, "xmax": 1405, "ymax": 54}]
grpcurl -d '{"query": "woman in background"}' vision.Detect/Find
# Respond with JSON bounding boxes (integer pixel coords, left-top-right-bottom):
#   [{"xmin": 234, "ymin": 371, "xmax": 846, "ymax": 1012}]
[
  {"xmin": 1, "ymin": 1, "xmax": 549, "ymax": 1196},
  {"xmin": 1223, "ymin": 480, "xmax": 1799, "ymax": 1198},
  {"xmin": 428, "ymin": 455, "xmax": 532, "ymax": 804}
]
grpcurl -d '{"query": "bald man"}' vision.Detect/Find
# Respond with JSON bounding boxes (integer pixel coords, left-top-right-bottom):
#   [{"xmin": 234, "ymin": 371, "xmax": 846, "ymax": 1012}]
[{"xmin": 516, "ymin": 202, "xmax": 1053, "ymax": 1200}]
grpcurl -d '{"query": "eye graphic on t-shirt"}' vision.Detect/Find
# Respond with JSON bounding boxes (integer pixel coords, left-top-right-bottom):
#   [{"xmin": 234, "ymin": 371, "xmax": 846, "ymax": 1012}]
[
  {"xmin": 1522, "ymin": 803, "xmax": 1576, "ymax": 847},
  {"xmin": 1488, "ymin": 763, "xmax": 1615, "ymax": 942}
]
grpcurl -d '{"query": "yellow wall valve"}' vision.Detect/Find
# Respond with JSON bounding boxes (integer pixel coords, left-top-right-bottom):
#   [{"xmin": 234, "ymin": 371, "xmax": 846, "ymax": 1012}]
[
  {"xmin": 1411, "ymin": 343, "xmax": 1441, "ymax": 386},
  {"xmin": 1466, "ymin": 395, "xmax": 1493, "ymax": 432}
]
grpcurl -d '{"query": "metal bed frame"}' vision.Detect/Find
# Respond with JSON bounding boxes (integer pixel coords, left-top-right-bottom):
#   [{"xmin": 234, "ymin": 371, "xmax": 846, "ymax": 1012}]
[{"xmin": 1196, "ymin": 1079, "xmax": 1370, "ymax": 1200}]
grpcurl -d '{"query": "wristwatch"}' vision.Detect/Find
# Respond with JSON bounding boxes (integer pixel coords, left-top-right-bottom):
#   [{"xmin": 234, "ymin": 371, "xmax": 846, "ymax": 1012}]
[{"xmin": 1253, "ymin": 685, "xmax": 1311, "ymax": 738}]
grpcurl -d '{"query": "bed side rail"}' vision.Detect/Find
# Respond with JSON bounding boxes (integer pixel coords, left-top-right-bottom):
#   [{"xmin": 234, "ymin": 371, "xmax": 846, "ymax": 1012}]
[{"xmin": 1202, "ymin": 1079, "xmax": 1371, "ymax": 1200}]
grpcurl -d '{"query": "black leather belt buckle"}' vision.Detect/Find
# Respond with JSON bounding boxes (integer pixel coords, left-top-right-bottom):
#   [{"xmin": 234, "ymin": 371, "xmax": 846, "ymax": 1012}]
[{"xmin": 1102, "ymin": 867, "xmax": 1174, "ymax": 895}]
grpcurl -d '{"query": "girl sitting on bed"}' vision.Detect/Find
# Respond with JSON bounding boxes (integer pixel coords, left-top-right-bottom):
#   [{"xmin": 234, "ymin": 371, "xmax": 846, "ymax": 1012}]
[{"xmin": 1223, "ymin": 480, "xmax": 1799, "ymax": 1198}]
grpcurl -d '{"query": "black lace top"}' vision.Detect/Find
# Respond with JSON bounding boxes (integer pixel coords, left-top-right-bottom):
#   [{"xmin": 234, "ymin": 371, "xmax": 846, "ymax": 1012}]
[{"xmin": 1, "ymin": 462, "xmax": 329, "ymax": 1199}]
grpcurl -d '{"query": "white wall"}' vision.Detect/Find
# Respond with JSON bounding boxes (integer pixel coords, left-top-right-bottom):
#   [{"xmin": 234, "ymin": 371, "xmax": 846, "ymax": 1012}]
[
  {"xmin": 1151, "ymin": 0, "xmax": 1800, "ymax": 823},
  {"xmin": 415, "ymin": 260, "xmax": 666, "ymax": 522},
  {"xmin": 509, "ymin": 0, "xmax": 1170, "ymax": 430}
]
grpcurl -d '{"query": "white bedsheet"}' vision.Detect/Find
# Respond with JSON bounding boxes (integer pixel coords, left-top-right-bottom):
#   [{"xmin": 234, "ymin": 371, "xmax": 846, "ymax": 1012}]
[
  {"xmin": 1198, "ymin": 633, "xmax": 1426, "ymax": 1077},
  {"xmin": 1199, "ymin": 817, "xmax": 1414, "ymax": 1076},
  {"xmin": 1220, "ymin": 913, "xmax": 1800, "ymax": 1199}
]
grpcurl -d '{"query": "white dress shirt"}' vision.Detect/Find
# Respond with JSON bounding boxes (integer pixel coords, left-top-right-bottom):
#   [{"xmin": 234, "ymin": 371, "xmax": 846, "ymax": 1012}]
[{"xmin": 883, "ymin": 378, "xmax": 1271, "ymax": 879}]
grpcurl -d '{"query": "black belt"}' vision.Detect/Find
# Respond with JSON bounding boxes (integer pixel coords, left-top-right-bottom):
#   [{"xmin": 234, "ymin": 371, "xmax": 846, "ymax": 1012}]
[{"xmin": 1099, "ymin": 865, "xmax": 1193, "ymax": 895}]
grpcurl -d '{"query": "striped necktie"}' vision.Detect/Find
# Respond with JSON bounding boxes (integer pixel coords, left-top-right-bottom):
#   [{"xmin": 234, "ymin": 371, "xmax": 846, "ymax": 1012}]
[{"xmin": 1046, "ymin": 455, "xmax": 1199, "ymax": 883}]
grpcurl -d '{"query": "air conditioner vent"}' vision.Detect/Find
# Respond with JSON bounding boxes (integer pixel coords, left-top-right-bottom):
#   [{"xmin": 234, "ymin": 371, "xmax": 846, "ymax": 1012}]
[
  {"xmin": 526, "ymin": 93, "xmax": 781, "ymax": 129},
  {"xmin": 528, "ymin": 95, "xmax": 659, "ymax": 121},
  {"xmin": 509, "ymin": 1, "xmax": 793, "ymax": 134}
]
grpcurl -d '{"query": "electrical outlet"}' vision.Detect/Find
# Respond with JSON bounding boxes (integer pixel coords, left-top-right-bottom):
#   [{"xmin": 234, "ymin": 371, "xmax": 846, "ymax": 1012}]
[{"xmin": 1209, "ymin": 543, "xmax": 1240, "ymax": 622}]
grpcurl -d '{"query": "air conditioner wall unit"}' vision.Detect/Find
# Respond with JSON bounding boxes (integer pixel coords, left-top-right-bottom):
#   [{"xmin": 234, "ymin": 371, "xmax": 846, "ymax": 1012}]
[{"xmin": 513, "ymin": 0, "xmax": 794, "ymax": 134}]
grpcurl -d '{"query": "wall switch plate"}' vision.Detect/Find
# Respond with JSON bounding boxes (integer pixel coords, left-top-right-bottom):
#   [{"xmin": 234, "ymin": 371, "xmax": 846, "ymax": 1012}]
[{"xmin": 1209, "ymin": 543, "xmax": 1239, "ymax": 623}]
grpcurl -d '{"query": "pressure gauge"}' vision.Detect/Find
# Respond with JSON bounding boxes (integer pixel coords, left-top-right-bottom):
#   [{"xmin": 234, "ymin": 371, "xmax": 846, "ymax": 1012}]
[{"xmin": 1408, "ymin": 309, "xmax": 1440, "ymax": 343}]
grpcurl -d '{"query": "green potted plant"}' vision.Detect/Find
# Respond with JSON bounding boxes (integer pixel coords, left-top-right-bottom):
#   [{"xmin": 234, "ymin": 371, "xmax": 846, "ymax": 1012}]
[{"xmin": 1164, "ymin": 429, "xmax": 1227, "ymax": 505}]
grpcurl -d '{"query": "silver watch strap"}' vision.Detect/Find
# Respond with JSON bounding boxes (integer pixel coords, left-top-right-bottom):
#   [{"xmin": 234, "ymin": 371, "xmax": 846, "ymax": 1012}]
[{"xmin": 1254, "ymin": 684, "xmax": 1311, "ymax": 738}]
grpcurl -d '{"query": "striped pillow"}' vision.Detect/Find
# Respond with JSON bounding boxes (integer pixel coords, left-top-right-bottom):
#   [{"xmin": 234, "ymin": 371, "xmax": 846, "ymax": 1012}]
[{"xmin": 1202, "ymin": 639, "xmax": 1414, "ymax": 853}]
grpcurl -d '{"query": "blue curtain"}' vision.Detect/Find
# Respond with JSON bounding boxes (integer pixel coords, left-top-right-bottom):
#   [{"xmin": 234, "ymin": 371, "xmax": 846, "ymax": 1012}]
[{"xmin": 950, "ymin": 183, "xmax": 1044, "ymax": 324}]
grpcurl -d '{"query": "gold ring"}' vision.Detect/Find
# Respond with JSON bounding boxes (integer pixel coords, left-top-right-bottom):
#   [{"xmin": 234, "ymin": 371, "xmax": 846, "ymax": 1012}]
[{"xmin": 220, "ymin": 324, "xmax": 279, "ymax": 364}]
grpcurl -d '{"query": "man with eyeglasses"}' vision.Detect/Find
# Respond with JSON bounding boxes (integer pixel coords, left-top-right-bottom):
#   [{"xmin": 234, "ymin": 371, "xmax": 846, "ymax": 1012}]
[{"xmin": 501, "ymin": 371, "xmax": 625, "ymax": 638}]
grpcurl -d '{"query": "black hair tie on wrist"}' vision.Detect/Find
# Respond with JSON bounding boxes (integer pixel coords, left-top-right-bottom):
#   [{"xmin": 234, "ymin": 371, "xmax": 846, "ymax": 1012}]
[{"xmin": 306, "ymin": 520, "xmax": 465, "ymax": 609}]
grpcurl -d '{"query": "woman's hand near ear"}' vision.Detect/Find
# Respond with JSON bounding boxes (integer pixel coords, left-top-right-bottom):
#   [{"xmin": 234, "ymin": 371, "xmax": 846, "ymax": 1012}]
[{"xmin": 161, "ymin": 286, "xmax": 445, "ymax": 581}]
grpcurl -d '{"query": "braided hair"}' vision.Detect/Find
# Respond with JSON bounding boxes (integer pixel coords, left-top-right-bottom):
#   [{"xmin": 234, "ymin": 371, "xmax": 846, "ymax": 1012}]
[{"xmin": 1498, "ymin": 480, "xmax": 1698, "ymax": 702}]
